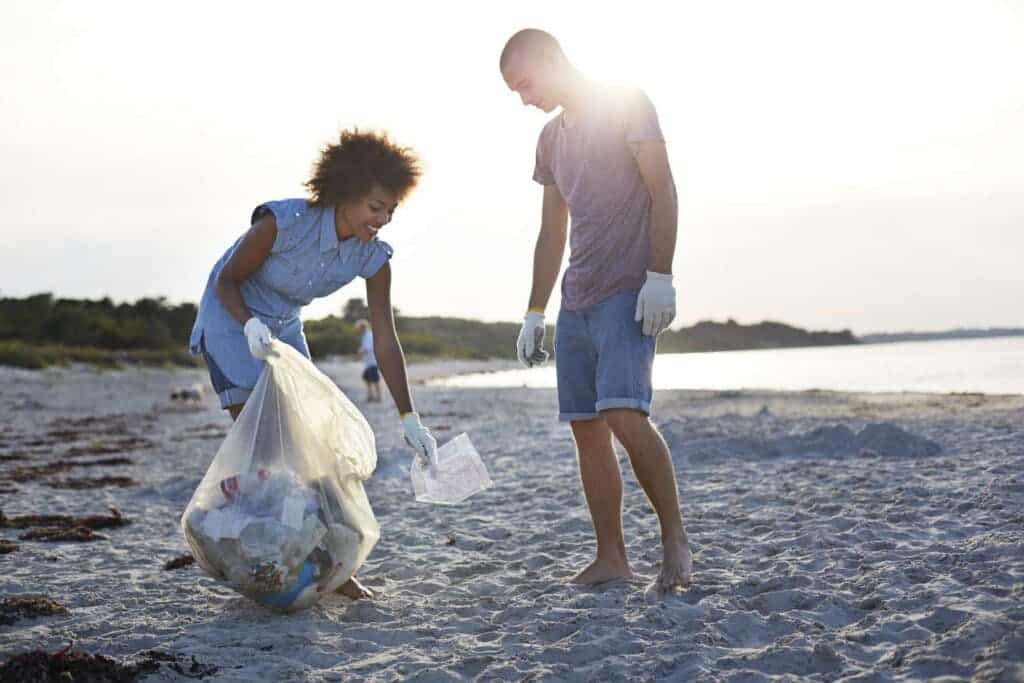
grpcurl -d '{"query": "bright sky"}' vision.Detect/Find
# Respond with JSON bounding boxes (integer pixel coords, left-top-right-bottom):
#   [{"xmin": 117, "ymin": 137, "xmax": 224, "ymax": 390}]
[{"xmin": 2, "ymin": 0, "xmax": 1022, "ymax": 334}]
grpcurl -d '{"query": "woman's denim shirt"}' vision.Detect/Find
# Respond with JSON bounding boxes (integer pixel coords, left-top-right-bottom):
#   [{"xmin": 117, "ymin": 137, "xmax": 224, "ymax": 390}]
[{"xmin": 189, "ymin": 198, "xmax": 392, "ymax": 387}]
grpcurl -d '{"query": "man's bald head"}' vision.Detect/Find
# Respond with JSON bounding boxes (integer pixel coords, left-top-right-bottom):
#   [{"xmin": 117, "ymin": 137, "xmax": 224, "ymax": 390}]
[
  {"xmin": 499, "ymin": 28, "xmax": 565, "ymax": 72},
  {"xmin": 500, "ymin": 28, "xmax": 575, "ymax": 113}
]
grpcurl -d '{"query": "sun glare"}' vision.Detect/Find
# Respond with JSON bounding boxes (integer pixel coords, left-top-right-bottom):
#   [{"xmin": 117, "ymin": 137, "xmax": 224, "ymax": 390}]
[{"xmin": 560, "ymin": 28, "xmax": 652, "ymax": 86}]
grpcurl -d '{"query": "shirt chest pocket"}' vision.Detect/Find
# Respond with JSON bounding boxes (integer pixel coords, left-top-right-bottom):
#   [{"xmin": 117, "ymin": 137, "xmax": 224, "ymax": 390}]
[
  {"xmin": 315, "ymin": 265, "xmax": 356, "ymax": 298},
  {"xmin": 259, "ymin": 253, "xmax": 306, "ymax": 297}
]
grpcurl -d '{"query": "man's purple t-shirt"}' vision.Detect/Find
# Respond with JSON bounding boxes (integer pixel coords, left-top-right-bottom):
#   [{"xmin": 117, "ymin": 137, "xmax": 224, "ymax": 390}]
[{"xmin": 533, "ymin": 85, "xmax": 664, "ymax": 311}]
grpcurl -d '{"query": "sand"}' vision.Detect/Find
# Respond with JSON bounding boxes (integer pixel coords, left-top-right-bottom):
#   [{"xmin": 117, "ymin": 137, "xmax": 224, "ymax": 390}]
[{"xmin": 1, "ymin": 358, "xmax": 1023, "ymax": 681}]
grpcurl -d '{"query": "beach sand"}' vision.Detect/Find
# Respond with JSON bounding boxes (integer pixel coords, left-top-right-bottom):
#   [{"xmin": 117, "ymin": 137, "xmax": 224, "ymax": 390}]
[{"xmin": 1, "ymin": 359, "xmax": 1023, "ymax": 681}]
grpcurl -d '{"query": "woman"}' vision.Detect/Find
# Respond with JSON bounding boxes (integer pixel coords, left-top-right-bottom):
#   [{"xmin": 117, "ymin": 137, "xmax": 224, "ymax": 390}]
[{"xmin": 188, "ymin": 129, "xmax": 437, "ymax": 599}]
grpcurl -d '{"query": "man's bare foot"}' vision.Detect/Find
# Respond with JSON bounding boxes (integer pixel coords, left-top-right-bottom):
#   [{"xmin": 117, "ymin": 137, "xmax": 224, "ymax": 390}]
[
  {"xmin": 656, "ymin": 534, "xmax": 693, "ymax": 592},
  {"xmin": 335, "ymin": 575, "xmax": 374, "ymax": 600},
  {"xmin": 568, "ymin": 557, "xmax": 633, "ymax": 586}
]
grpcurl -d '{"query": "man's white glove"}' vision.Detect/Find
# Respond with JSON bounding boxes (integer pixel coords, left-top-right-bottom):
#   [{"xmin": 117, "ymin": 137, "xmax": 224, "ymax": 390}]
[
  {"xmin": 243, "ymin": 317, "xmax": 273, "ymax": 359},
  {"xmin": 402, "ymin": 412, "xmax": 438, "ymax": 470},
  {"xmin": 634, "ymin": 271, "xmax": 676, "ymax": 337},
  {"xmin": 516, "ymin": 311, "xmax": 549, "ymax": 368}
]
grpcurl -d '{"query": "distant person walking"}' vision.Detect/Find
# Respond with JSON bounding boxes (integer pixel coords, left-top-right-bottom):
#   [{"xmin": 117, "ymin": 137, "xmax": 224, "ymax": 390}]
[
  {"xmin": 499, "ymin": 29, "xmax": 692, "ymax": 592},
  {"xmin": 188, "ymin": 129, "xmax": 438, "ymax": 599},
  {"xmin": 355, "ymin": 319, "xmax": 382, "ymax": 402}
]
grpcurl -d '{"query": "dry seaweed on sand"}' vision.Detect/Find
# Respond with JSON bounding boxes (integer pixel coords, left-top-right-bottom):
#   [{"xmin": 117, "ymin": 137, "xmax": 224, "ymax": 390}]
[
  {"xmin": 4, "ymin": 460, "xmax": 77, "ymax": 482},
  {"xmin": 2, "ymin": 457, "xmax": 133, "ymax": 483},
  {"xmin": 0, "ymin": 647, "xmax": 138, "ymax": 683},
  {"xmin": 138, "ymin": 651, "xmax": 219, "ymax": 679},
  {"xmin": 0, "ymin": 644, "xmax": 216, "ymax": 682},
  {"xmin": 63, "ymin": 437, "xmax": 154, "ymax": 457},
  {"xmin": 75, "ymin": 457, "xmax": 134, "ymax": 467},
  {"xmin": 164, "ymin": 554, "xmax": 196, "ymax": 571},
  {"xmin": 0, "ymin": 597, "xmax": 70, "ymax": 626},
  {"xmin": 19, "ymin": 526, "xmax": 109, "ymax": 542},
  {"xmin": 46, "ymin": 476, "xmax": 136, "ymax": 490},
  {"xmin": 0, "ymin": 507, "xmax": 129, "ymax": 530},
  {"xmin": 4, "ymin": 507, "xmax": 127, "ymax": 542}
]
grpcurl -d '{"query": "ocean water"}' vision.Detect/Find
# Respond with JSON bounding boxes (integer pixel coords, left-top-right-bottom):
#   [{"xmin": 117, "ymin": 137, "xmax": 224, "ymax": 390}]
[{"xmin": 436, "ymin": 336, "xmax": 1024, "ymax": 395}]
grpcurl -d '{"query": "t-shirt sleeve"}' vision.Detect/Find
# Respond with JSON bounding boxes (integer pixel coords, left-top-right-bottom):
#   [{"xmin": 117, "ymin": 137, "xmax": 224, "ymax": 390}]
[
  {"xmin": 532, "ymin": 126, "xmax": 555, "ymax": 186},
  {"xmin": 359, "ymin": 239, "xmax": 394, "ymax": 279},
  {"xmin": 624, "ymin": 89, "xmax": 665, "ymax": 145},
  {"xmin": 260, "ymin": 198, "xmax": 309, "ymax": 254}
]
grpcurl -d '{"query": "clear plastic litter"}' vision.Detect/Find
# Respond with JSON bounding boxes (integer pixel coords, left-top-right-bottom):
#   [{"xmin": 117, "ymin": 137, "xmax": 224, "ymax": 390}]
[
  {"xmin": 411, "ymin": 432, "xmax": 493, "ymax": 505},
  {"xmin": 181, "ymin": 340, "xmax": 379, "ymax": 611}
]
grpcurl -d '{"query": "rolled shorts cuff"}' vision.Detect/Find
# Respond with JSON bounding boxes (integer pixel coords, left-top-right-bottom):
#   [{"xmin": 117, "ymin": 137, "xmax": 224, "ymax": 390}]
[
  {"xmin": 595, "ymin": 398, "xmax": 651, "ymax": 415},
  {"xmin": 217, "ymin": 386, "xmax": 252, "ymax": 409},
  {"xmin": 558, "ymin": 411, "xmax": 601, "ymax": 423}
]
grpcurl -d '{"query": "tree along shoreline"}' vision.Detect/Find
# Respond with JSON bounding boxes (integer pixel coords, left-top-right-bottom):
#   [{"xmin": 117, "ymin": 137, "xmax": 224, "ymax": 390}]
[{"xmin": 0, "ymin": 294, "xmax": 857, "ymax": 370}]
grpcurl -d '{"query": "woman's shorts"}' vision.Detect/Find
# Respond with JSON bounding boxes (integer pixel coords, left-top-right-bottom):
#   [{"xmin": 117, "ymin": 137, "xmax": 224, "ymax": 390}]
[{"xmin": 200, "ymin": 338, "xmax": 253, "ymax": 409}]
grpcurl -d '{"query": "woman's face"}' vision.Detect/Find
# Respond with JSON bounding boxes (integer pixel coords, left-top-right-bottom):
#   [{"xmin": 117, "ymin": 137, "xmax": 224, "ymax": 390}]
[{"xmin": 340, "ymin": 184, "xmax": 400, "ymax": 242}]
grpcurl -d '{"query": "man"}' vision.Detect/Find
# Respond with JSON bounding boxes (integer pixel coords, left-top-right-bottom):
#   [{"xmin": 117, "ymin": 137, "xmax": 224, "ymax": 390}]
[
  {"xmin": 355, "ymin": 319, "xmax": 382, "ymax": 402},
  {"xmin": 500, "ymin": 29, "xmax": 692, "ymax": 592}
]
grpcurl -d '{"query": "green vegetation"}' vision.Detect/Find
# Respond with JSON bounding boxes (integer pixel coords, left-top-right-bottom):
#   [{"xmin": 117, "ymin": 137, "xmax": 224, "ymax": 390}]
[
  {"xmin": 659, "ymin": 319, "xmax": 857, "ymax": 353},
  {"xmin": 0, "ymin": 294, "xmax": 200, "ymax": 370},
  {"xmin": 0, "ymin": 341, "xmax": 195, "ymax": 370},
  {"xmin": 0, "ymin": 294, "xmax": 858, "ymax": 370},
  {"xmin": 0, "ymin": 293, "xmax": 196, "ymax": 350}
]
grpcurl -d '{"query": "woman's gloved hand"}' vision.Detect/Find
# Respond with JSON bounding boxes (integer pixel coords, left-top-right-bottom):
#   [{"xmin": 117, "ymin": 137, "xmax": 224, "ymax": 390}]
[
  {"xmin": 401, "ymin": 412, "xmax": 438, "ymax": 470},
  {"xmin": 243, "ymin": 317, "xmax": 273, "ymax": 359}
]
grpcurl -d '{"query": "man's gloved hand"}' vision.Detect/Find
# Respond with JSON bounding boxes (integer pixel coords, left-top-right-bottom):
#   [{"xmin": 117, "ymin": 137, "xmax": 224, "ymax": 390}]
[
  {"xmin": 516, "ymin": 311, "xmax": 549, "ymax": 367},
  {"xmin": 634, "ymin": 271, "xmax": 676, "ymax": 336},
  {"xmin": 402, "ymin": 412, "xmax": 438, "ymax": 470},
  {"xmin": 243, "ymin": 317, "xmax": 273, "ymax": 359}
]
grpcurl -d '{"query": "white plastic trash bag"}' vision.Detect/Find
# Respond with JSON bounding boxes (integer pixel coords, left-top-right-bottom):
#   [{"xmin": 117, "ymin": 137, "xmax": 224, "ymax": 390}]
[
  {"xmin": 181, "ymin": 340, "xmax": 379, "ymax": 611},
  {"xmin": 411, "ymin": 433, "xmax": 493, "ymax": 505}
]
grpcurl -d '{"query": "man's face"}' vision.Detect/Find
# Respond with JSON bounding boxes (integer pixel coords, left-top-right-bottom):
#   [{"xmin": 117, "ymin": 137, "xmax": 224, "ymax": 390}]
[{"xmin": 502, "ymin": 51, "xmax": 560, "ymax": 113}]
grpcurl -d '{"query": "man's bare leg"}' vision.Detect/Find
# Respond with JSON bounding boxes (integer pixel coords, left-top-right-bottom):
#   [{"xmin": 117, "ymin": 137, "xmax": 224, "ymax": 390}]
[
  {"xmin": 602, "ymin": 408, "xmax": 692, "ymax": 591},
  {"xmin": 227, "ymin": 402, "xmax": 371, "ymax": 599},
  {"xmin": 569, "ymin": 417, "xmax": 633, "ymax": 585}
]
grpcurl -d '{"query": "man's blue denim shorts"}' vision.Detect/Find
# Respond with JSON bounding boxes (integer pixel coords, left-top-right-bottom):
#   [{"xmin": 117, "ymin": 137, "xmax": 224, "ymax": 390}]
[{"xmin": 554, "ymin": 288, "xmax": 656, "ymax": 422}]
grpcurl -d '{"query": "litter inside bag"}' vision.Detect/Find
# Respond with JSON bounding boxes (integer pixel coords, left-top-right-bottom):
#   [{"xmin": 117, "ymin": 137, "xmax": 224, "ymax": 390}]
[
  {"xmin": 411, "ymin": 432, "xmax": 493, "ymax": 505},
  {"xmin": 181, "ymin": 340, "xmax": 379, "ymax": 611}
]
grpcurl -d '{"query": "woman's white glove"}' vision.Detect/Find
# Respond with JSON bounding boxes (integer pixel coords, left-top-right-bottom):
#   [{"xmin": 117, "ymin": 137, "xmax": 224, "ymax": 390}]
[
  {"xmin": 634, "ymin": 271, "xmax": 676, "ymax": 336},
  {"xmin": 516, "ymin": 311, "xmax": 549, "ymax": 368},
  {"xmin": 402, "ymin": 412, "xmax": 438, "ymax": 470},
  {"xmin": 243, "ymin": 317, "xmax": 273, "ymax": 359}
]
